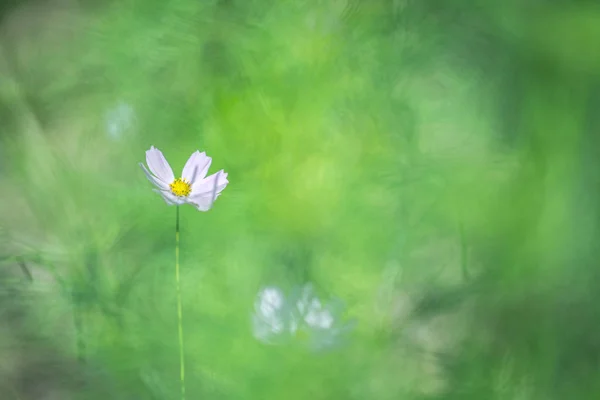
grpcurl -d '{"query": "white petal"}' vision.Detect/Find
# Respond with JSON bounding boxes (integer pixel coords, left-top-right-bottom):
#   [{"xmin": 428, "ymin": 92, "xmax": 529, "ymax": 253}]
[
  {"xmin": 146, "ymin": 146, "xmax": 174, "ymax": 184},
  {"xmin": 181, "ymin": 151, "xmax": 212, "ymax": 184},
  {"xmin": 191, "ymin": 170, "xmax": 229, "ymax": 197},
  {"xmin": 152, "ymin": 189, "xmax": 184, "ymax": 205},
  {"xmin": 186, "ymin": 193, "xmax": 223, "ymax": 211},
  {"xmin": 188, "ymin": 170, "xmax": 228, "ymax": 211},
  {"xmin": 140, "ymin": 163, "xmax": 169, "ymax": 190}
]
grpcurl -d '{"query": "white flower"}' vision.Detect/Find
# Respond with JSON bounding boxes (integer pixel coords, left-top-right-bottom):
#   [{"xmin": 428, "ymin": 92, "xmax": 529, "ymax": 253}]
[
  {"xmin": 140, "ymin": 146, "xmax": 228, "ymax": 211},
  {"xmin": 303, "ymin": 298, "xmax": 334, "ymax": 329},
  {"xmin": 296, "ymin": 284, "xmax": 334, "ymax": 330},
  {"xmin": 259, "ymin": 287, "xmax": 285, "ymax": 318},
  {"xmin": 252, "ymin": 287, "xmax": 287, "ymax": 342}
]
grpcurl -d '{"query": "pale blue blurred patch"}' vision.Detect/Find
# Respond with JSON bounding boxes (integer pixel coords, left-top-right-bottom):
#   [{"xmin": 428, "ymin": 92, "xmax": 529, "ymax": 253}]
[
  {"xmin": 252, "ymin": 283, "xmax": 355, "ymax": 351},
  {"xmin": 105, "ymin": 101, "xmax": 136, "ymax": 140}
]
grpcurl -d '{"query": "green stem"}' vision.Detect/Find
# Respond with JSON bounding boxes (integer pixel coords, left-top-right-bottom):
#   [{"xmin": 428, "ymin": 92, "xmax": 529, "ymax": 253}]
[{"xmin": 175, "ymin": 205, "xmax": 186, "ymax": 400}]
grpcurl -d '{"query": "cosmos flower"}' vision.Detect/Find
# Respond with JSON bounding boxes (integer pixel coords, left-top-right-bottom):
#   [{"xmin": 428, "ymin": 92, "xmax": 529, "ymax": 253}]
[{"xmin": 140, "ymin": 146, "xmax": 228, "ymax": 211}]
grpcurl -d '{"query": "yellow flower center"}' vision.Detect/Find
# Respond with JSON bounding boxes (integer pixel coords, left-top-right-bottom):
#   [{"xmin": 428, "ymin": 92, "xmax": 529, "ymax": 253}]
[{"xmin": 170, "ymin": 178, "xmax": 191, "ymax": 197}]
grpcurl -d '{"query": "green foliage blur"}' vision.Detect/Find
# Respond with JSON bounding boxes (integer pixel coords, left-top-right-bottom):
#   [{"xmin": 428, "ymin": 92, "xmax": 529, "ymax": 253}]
[{"xmin": 1, "ymin": 0, "xmax": 600, "ymax": 399}]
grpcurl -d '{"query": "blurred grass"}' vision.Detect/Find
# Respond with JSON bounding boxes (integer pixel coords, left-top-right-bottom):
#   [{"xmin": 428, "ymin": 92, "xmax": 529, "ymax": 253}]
[{"xmin": 0, "ymin": 0, "xmax": 600, "ymax": 399}]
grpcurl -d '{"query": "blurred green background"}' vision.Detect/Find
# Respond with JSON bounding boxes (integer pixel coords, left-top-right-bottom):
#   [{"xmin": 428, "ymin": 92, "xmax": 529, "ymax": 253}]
[{"xmin": 1, "ymin": 0, "xmax": 600, "ymax": 399}]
